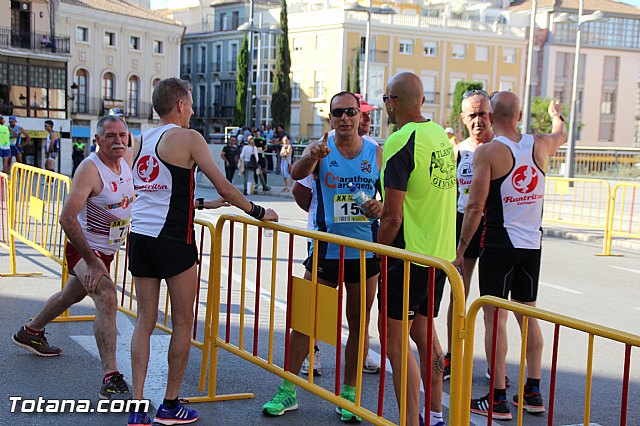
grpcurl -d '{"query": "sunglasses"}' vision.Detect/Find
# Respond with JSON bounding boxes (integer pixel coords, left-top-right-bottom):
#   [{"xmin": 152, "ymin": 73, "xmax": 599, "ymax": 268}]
[
  {"xmin": 462, "ymin": 89, "xmax": 489, "ymax": 100},
  {"xmin": 382, "ymin": 95, "xmax": 398, "ymax": 102},
  {"xmin": 330, "ymin": 107, "xmax": 360, "ymax": 117}
]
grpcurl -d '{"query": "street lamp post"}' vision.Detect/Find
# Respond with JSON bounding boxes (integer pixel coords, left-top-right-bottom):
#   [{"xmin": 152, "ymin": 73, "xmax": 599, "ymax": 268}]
[
  {"xmin": 345, "ymin": 1, "xmax": 395, "ymax": 100},
  {"xmin": 553, "ymin": 6, "xmax": 605, "ymax": 178},
  {"xmin": 521, "ymin": 0, "xmax": 538, "ymax": 134},
  {"xmin": 239, "ymin": 17, "xmax": 283, "ymax": 130}
]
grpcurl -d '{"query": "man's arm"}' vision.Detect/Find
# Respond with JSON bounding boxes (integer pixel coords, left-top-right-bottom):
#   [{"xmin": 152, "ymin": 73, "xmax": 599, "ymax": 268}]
[
  {"xmin": 190, "ymin": 132, "xmax": 277, "ymax": 221},
  {"xmin": 291, "ymin": 132, "xmax": 329, "ymax": 180},
  {"xmin": 377, "ymin": 188, "xmax": 405, "ymax": 245},
  {"xmin": 454, "ymin": 145, "xmax": 491, "ymax": 267},
  {"xmin": 292, "ymin": 181, "xmax": 312, "ymax": 212},
  {"xmin": 534, "ymin": 101, "xmax": 568, "ymax": 157},
  {"xmin": 220, "ymin": 149, "xmax": 229, "ymax": 166},
  {"xmin": 20, "ymin": 127, "xmax": 31, "ymax": 144},
  {"xmin": 59, "ymin": 161, "xmax": 109, "ymax": 291}
]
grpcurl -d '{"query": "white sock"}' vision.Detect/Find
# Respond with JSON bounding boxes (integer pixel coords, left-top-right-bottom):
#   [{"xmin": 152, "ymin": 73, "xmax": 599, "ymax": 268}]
[{"xmin": 430, "ymin": 411, "xmax": 443, "ymax": 425}]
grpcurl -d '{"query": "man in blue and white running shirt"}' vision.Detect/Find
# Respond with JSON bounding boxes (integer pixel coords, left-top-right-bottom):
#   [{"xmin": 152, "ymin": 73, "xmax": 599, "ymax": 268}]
[
  {"xmin": 8, "ymin": 115, "xmax": 30, "ymax": 166},
  {"xmin": 455, "ymin": 92, "xmax": 567, "ymax": 420},
  {"xmin": 262, "ymin": 91, "xmax": 383, "ymax": 422}
]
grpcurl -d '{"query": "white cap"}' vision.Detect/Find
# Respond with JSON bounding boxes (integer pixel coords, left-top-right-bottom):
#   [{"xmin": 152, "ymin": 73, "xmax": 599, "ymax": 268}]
[{"xmin": 445, "ymin": 127, "xmax": 454, "ymax": 134}]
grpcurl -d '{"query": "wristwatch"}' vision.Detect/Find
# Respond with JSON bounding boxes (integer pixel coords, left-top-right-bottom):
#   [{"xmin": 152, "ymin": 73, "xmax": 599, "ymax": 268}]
[
  {"xmin": 552, "ymin": 113, "xmax": 565, "ymax": 122},
  {"xmin": 196, "ymin": 198, "xmax": 205, "ymax": 210}
]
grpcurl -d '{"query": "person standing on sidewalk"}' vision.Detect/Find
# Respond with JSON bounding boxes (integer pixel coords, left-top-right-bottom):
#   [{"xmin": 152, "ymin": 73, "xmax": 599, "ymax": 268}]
[
  {"xmin": 279, "ymin": 135, "xmax": 293, "ymax": 192},
  {"xmin": 8, "ymin": 115, "xmax": 29, "ymax": 166},
  {"xmin": 378, "ymin": 72, "xmax": 454, "ymax": 426},
  {"xmin": 220, "ymin": 134, "xmax": 240, "ymax": 183},
  {"xmin": 127, "ymin": 78, "xmax": 277, "ymax": 426},
  {"xmin": 456, "ymin": 92, "xmax": 567, "ymax": 420},
  {"xmin": 0, "ymin": 115, "xmax": 11, "ymax": 173},
  {"xmin": 443, "ymin": 90, "xmax": 496, "ymax": 382},
  {"xmin": 44, "ymin": 120, "xmax": 60, "ymax": 172},
  {"xmin": 12, "ymin": 115, "xmax": 134, "ymax": 401},
  {"xmin": 262, "ymin": 91, "xmax": 382, "ymax": 422}
]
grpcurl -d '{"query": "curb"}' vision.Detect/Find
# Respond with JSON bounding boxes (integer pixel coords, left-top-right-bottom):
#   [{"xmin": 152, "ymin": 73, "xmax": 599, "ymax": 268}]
[{"xmin": 544, "ymin": 228, "xmax": 640, "ymax": 253}]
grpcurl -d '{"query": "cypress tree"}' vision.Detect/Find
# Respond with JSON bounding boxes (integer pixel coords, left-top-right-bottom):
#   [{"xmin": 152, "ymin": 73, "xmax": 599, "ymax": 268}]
[
  {"xmin": 346, "ymin": 66, "xmax": 352, "ymax": 92},
  {"xmin": 235, "ymin": 34, "xmax": 249, "ymax": 126},
  {"xmin": 353, "ymin": 53, "xmax": 361, "ymax": 94},
  {"xmin": 271, "ymin": 0, "xmax": 291, "ymax": 129}
]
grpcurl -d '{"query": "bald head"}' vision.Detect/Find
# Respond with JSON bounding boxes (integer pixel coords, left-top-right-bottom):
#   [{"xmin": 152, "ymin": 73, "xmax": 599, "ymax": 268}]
[
  {"xmin": 387, "ymin": 72, "xmax": 424, "ymax": 109},
  {"xmin": 490, "ymin": 91, "xmax": 521, "ymax": 122}
]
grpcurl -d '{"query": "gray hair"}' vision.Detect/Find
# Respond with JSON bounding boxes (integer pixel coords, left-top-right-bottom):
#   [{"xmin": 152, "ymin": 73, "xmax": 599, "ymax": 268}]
[{"xmin": 96, "ymin": 115, "xmax": 127, "ymax": 136}]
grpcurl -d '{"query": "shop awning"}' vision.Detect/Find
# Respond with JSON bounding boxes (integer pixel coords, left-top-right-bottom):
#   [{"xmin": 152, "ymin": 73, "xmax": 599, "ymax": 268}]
[{"xmin": 71, "ymin": 126, "xmax": 91, "ymax": 138}]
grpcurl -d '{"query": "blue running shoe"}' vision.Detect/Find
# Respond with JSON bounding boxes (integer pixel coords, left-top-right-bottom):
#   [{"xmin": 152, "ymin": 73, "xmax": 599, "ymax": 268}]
[
  {"xmin": 127, "ymin": 411, "xmax": 151, "ymax": 425},
  {"xmin": 154, "ymin": 402, "xmax": 199, "ymax": 425}
]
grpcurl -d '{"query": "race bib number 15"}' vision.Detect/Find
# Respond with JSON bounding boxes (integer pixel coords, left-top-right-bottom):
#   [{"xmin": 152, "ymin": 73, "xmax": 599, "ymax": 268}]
[
  {"xmin": 108, "ymin": 218, "xmax": 130, "ymax": 245},
  {"xmin": 333, "ymin": 194, "xmax": 366, "ymax": 223}
]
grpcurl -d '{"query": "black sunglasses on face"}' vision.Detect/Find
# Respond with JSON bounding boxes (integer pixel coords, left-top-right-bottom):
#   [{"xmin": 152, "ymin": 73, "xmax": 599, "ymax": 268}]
[
  {"xmin": 462, "ymin": 89, "xmax": 489, "ymax": 100},
  {"xmin": 382, "ymin": 95, "xmax": 398, "ymax": 102},
  {"xmin": 330, "ymin": 107, "xmax": 360, "ymax": 117}
]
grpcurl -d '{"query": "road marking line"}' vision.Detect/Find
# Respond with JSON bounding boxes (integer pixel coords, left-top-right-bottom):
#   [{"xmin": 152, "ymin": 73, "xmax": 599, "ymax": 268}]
[
  {"xmin": 611, "ymin": 265, "xmax": 640, "ymax": 275},
  {"xmin": 539, "ymin": 281, "xmax": 582, "ymax": 294}
]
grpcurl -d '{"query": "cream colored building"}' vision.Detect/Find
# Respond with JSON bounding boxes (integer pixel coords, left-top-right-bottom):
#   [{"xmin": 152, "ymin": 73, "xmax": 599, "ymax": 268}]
[
  {"xmin": 510, "ymin": 0, "xmax": 640, "ymax": 148},
  {"xmin": 58, "ymin": 0, "xmax": 184, "ymax": 146},
  {"xmin": 287, "ymin": 1, "xmax": 527, "ymax": 140}
]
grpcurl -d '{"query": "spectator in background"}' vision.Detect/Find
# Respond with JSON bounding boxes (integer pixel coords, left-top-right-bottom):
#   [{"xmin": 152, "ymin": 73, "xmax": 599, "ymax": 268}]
[
  {"xmin": 252, "ymin": 134, "xmax": 271, "ymax": 190},
  {"xmin": 71, "ymin": 139, "xmax": 86, "ymax": 177},
  {"xmin": 8, "ymin": 115, "xmax": 30, "ymax": 166},
  {"xmin": 266, "ymin": 124, "xmax": 274, "ymax": 143},
  {"xmin": 220, "ymin": 135, "xmax": 240, "ymax": 183},
  {"xmin": 0, "ymin": 115, "xmax": 11, "ymax": 173},
  {"xmin": 44, "ymin": 120, "xmax": 59, "ymax": 172},
  {"xmin": 279, "ymin": 135, "xmax": 292, "ymax": 192},
  {"xmin": 445, "ymin": 127, "xmax": 459, "ymax": 147}
]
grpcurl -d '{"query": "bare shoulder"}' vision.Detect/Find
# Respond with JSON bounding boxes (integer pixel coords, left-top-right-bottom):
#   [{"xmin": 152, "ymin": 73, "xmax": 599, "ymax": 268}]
[{"xmin": 72, "ymin": 157, "xmax": 101, "ymax": 195}]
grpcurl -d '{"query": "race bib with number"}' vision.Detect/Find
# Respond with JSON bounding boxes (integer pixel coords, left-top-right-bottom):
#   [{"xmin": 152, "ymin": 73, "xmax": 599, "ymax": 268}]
[
  {"xmin": 333, "ymin": 194, "xmax": 366, "ymax": 223},
  {"xmin": 108, "ymin": 218, "xmax": 130, "ymax": 245}
]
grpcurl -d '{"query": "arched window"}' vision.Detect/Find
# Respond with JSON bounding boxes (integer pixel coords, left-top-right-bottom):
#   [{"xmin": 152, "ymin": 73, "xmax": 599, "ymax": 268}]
[
  {"xmin": 74, "ymin": 69, "xmax": 88, "ymax": 113},
  {"xmin": 127, "ymin": 76, "xmax": 139, "ymax": 116},
  {"xmin": 102, "ymin": 72, "xmax": 114, "ymax": 99},
  {"xmin": 151, "ymin": 78, "xmax": 161, "ymax": 119}
]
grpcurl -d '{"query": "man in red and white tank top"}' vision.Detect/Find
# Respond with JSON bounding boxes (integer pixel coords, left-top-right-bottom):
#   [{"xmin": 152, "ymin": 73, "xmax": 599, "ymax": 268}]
[
  {"xmin": 454, "ymin": 92, "xmax": 567, "ymax": 420},
  {"xmin": 12, "ymin": 115, "xmax": 134, "ymax": 401},
  {"xmin": 127, "ymin": 78, "xmax": 278, "ymax": 426}
]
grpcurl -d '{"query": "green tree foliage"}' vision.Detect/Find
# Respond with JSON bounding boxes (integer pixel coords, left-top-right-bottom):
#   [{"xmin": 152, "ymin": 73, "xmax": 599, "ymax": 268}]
[
  {"xmin": 235, "ymin": 34, "xmax": 248, "ymax": 126},
  {"xmin": 353, "ymin": 53, "xmax": 361, "ymax": 94},
  {"xmin": 450, "ymin": 81, "xmax": 483, "ymax": 139},
  {"xmin": 530, "ymin": 96, "xmax": 569, "ymax": 134},
  {"xmin": 346, "ymin": 66, "xmax": 351, "ymax": 92},
  {"xmin": 271, "ymin": 0, "xmax": 292, "ymax": 129}
]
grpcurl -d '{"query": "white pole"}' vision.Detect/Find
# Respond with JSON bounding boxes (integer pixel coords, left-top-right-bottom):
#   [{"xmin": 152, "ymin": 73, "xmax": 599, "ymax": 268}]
[
  {"xmin": 521, "ymin": 0, "xmax": 537, "ymax": 133},
  {"xmin": 245, "ymin": 0, "xmax": 254, "ymax": 127},
  {"xmin": 363, "ymin": 0, "xmax": 372, "ymax": 99},
  {"xmin": 565, "ymin": 0, "xmax": 583, "ymax": 179},
  {"xmin": 255, "ymin": 14, "xmax": 263, "ymax": 129}
]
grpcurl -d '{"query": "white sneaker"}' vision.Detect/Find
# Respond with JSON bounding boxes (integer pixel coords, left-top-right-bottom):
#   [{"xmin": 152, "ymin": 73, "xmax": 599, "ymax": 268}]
[
  {"xmin": 301, "ymin": 349, "xmax": 321, "ymax": 376},
  {"xmin": 363, "ymin": 355, "xmax": 380, "ymax": 374}
]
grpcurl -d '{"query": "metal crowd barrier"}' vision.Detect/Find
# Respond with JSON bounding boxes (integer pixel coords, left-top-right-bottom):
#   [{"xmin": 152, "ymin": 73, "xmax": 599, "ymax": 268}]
[
  {"xmin": 543, "ymin": 177, "xmax": 611, "ymax": 231},
  {"xmin": 460, "ymin": 296, "xmax": 640, "ymax": 426},
  {"xmin": 603, "ymin": 183, "xmax": 640, "ymax": 256},
  {"xmin": 0, "ymin": 171, "xmax": 9, "ymax": 250},
  {"xmin": 203, "ymin": 214, "xmax": 466, "ymax": 425},
  {"xmin": 548, "ymin": 148, "xmax": 640, "ymax": 180},
  {"xmin": 1, "ymin": 164, "xmax": 70, "ymax": 280}
]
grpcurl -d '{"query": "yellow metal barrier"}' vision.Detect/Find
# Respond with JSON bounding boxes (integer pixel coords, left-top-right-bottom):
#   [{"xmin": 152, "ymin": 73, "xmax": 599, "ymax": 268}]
[
  {"xmin": 460, "ymin": 296, "xmax": 640, "ymax": 425},
  {"xmin": 543, "ymin": 177, "xmax": 611, "ymax": 232},
  {"xmin": 1, "ymin": 164, "xmax": 70, "ymax": 279},
  {"xmin": 205, "ymin": 214, "xmax": 466, "ymax": 425},
  {"xmin": 0, "ymin": 171, "xmax": 9, "ymax": 251},
  {"xmin": 72, "ymin": 218, "xmax": 220, "ymax": 402},
  {"xmin": 603, "ymin": 183, "xmax": 640, "ymax": 256}
]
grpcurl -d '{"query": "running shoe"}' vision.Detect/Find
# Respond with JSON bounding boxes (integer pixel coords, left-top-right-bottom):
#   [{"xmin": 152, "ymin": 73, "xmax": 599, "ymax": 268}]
[
  {"xmin": 443, "ymin": 354, "xmax": 451, "ymax": 381},
  {"xmin": 301, "ymin": 349, "xmax": 322, "ymax": 376},
  {"xmin": 485, "ymin": 368, "xmax": 510, "ymax": 387},
  {"xmin": 362, "ymin": 355, "xmax": 380, "ymax": 374},
  {"xmin": 127, "ymin": 411, "xmax": 152, "ymax": 425},
  {"xmin": 335, "ymin": 389, "xmax": 361, "ymax": 423},
  {"xmin": 154, "ymin": 402, "xmax": 198, "ymax": 425},
  {"xmin": 262, "ymin": 383, "xmax": 298, "ymax": 416},
  {"xmin": 513, "ymin": 388, "xmax": 546, "ymax": 413},
  {"xmin": 100, "ymin": 373, "xmax": 132, "ymax": 400},
  {"xmin": 470, "ymin": 393, "xmax": 512, "ymax": 420},
  {"xmin": 12, "ymin": 326, "xmax": 61, "ymax": 357}
]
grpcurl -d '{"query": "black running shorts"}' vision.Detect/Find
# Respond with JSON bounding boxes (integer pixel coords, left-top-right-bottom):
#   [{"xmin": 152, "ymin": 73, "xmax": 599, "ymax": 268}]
[
  {"xmin": 127, "ymin": 232, "xmax": 198, "ymax": 279},
  {"xmin": 382, "ymin": 258, "xmax": 446, "ymax": 321},
  {"xmin": 478, "ymin": 247, "xmax": 541, "ymax": 302},
  {"xmin": 303, "ymin": 257, "xmax": 380, "ymax": 284},
  {"xmin": 456, "ymin": 211, "xmax": 483, "ymax": 259}
]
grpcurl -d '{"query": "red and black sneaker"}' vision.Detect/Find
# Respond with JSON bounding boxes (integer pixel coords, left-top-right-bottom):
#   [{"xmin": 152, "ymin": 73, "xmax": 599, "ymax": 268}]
[
  {"xmin": 471, "ymin": 393, "xmax": 513, "ymax": 420},
  {"xmin": 12, "ymin": 326, "xmax": 62, "ymax": 357},
  {"xmin": 513, "ymin": 390, "xmax": 546, "ymax": 413}
]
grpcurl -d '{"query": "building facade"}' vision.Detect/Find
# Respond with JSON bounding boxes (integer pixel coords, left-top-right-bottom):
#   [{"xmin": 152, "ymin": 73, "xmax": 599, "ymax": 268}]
[
  {"xmin": 58, "ymin": 0, "xmax": 184, "ymax": 157},
  {"xmin": 287, "ymin": 1, "xmax": 527, "ymax": 140},
  {"xmin": 510, "ymin": 0, "xmax": 640, "ymax": 148},
  {"xmin": 0, "ymin": 0, "xmax": 73, "ymax": 171}
]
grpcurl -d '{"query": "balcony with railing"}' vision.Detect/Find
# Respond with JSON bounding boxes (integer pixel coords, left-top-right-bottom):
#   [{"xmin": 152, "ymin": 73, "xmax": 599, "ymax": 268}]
[
  {"xmin": 192, "ymin": 105, "xmax": 235, "ymax": 119},
  {"xmin": 0, "ymin": 27, "xmax": 70, "ymax": 55}
]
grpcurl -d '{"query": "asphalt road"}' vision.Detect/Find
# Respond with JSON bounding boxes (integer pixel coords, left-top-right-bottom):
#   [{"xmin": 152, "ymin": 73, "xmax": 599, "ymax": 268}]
[{"xmin": 0, "ymin": 191, "xmax": 638, "ymax": 426}]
